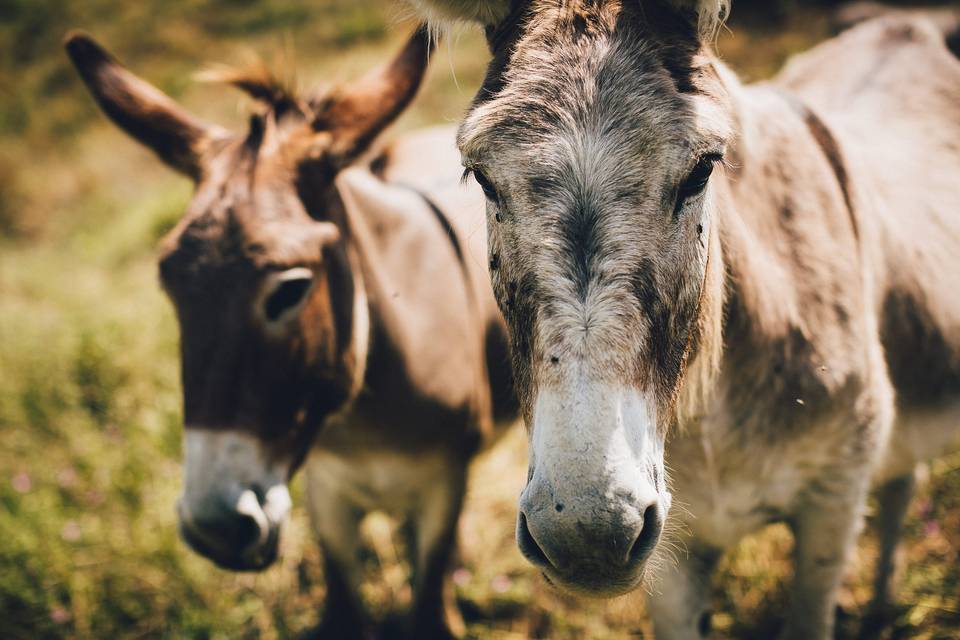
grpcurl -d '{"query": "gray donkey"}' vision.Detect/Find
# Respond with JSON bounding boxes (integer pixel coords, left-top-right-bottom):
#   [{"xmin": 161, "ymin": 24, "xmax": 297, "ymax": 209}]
[{"xmin": 404, "ymin": 1, "xmax": 960, "ymax": 638}]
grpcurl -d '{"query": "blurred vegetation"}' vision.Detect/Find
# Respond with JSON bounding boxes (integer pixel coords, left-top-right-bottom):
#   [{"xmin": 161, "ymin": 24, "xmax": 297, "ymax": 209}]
[{"xmin": 0, "ymin": 1, "xmax": 958, "ymax": 638}]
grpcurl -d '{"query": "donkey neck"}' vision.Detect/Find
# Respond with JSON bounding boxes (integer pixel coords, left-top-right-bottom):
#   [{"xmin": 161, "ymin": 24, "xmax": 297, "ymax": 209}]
[
  {"xmin": 312, "ymin": 166, "xmax": 498, "ymax": 457},
  {"xmin": 331, "ymin": 167, "xmax": 483, "ymax": 429},
  {"xmin": 688, "ymin": 67, "xmax": 865, "ymax": 429},
  {"xmin": 717, "ymin": 74, "xmax": 857, "ymax": 334}
]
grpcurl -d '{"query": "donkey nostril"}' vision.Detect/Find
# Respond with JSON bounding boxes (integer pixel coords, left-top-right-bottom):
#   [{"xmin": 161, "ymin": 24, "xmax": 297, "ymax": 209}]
[
  {"xmin": 698, "ymin": 610, "xmax": 713, "ymax": 637},
  {"xmin": 234, "ymin": 488, "xmax": 270, "ymax": 549},
  {"xmin": 628, "ymin": 504, "xmax": 663, "ymax": 566},
  {"xmin": 234, "ymin": 512, "xmax": 263, "ymax": 549},
  {"xmin": 517, "ymin": 513, "xmax": 552, "ymax": 569}
]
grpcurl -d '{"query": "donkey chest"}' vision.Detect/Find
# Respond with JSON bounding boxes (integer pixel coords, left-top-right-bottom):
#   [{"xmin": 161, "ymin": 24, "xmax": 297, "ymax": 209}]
[
  {"xmin": 306, "ymin": 445, "xmax": 453, "ymax": 516},
  {"xmin": 668, "ymin": 425, "xmax": 850, "ymax": 547}
]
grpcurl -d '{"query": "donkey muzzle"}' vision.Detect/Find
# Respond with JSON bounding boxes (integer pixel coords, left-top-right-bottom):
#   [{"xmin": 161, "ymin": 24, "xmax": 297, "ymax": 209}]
[
  {"xmin": 179, "ymin": 429, "xmax": 293, "ymax": 571},
  {"xmin": 178, "ymin": 484, "xmax": 291, "ymax": 571},
  {"xmin": 518, "ymin": 381, "xmax": 669, "ymax": 595}
]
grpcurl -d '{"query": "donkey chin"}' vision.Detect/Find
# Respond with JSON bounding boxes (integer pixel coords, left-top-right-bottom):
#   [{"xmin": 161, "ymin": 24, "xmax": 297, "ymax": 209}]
[
  {"xmin": 176, "ymin": 429, "xmax": 293, "ymax": 572},
  {"xmin": 515, "ymin": 381, "xmax": 671, "ymax": 597}
]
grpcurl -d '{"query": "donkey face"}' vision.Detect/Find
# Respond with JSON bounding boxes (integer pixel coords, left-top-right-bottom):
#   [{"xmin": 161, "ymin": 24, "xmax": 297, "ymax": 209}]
[
  {"xmin": 458, "ymin": 1, "xmax": 732, "ymax": 594},
  {"xmin": 66, "ymin": 29, "xmax": 433, "ymax": 570},
  {"xmin": 157, "ymin": 140, "xmax": 356, "ymax": 571}
]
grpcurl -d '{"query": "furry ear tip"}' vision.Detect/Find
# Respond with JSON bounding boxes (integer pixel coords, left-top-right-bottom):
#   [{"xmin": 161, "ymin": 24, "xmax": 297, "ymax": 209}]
[
  {"xmin": 63, "ymin": 29, "xmax": 88, "ymax": 48},
  {"xmin": 63, "ymin": 30, "xmax": 110, "ymax": 65}
]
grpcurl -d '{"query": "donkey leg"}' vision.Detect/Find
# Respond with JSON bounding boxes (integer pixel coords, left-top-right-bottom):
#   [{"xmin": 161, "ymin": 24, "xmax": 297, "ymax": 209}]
[
  {"xmin": 861, "ymin": 467, "xmax": 918, "ymax": 637},
  {"xmin": 405, "ymin": 461, "xmax": 468, "ymax": 640},
  {"xmin": 646, "ymin": 543, "xmax": 721, "ymax": 640},
  {"xmin": 305, "ymin": 470, "xmax": 370, "ymax": 640},
  {"xmin": 781, "ymin": 471, "xmax": 872, "ymax": 640},
  {"xmin": 317, "ymin": 540, "xmax": 369, "ymax": 640}
]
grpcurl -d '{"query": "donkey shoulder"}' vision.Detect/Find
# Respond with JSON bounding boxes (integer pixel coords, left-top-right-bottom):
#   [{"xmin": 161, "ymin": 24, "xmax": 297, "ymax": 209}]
[
  {"xmin": 777, "ymin": 13, "xmax": 960, "ymax": 118},
  {"xmin": 777, "ymin": 16, "xmax": 960, "ymax": 411}
]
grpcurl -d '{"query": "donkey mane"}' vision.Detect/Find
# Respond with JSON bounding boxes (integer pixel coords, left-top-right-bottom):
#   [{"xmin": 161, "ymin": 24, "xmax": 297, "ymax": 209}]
[{"xmin": 196, "ymin": 61, "xmax": 308, "ymax": 122}]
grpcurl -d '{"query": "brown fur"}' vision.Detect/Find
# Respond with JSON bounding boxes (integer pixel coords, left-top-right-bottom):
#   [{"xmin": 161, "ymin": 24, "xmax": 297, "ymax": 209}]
[{"xmin": 66, "ymin": 28, "xmax": 515, "ymax": 639}]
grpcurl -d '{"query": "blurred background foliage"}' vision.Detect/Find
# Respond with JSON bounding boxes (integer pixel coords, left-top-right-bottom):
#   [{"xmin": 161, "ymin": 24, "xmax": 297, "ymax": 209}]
[{"xmin": 0, "ymin": 1, "xmax": 958, "ymax": 638}]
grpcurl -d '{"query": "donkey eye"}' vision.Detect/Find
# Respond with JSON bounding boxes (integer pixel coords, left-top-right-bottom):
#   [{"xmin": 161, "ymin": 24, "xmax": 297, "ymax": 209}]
[
  {"xmin": 263, "ymin": 269, "xmax": 314, "ymax": 323},
  {"xmin": 675, "ymin": 154, "xmax": 721, "ymax": 214},
  {"xmin": 470, "ymin": 169, "xmax": 500, "ymax": 202}
]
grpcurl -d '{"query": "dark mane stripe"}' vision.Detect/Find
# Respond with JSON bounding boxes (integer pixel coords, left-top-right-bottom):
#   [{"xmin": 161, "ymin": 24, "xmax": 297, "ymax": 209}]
[
  {"xmin": 779, "ymin": 89, "xmax": 860, "ymax": 244},
  {"xmin": 196, "ymin": 62, "xmax": 303, "ymax": 119}
]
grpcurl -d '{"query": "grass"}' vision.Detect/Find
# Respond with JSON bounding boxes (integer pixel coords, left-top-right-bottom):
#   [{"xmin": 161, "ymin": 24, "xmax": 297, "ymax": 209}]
[{"xmin": 0, "ymin": 1, "xmax": 958, "ymax": 638}]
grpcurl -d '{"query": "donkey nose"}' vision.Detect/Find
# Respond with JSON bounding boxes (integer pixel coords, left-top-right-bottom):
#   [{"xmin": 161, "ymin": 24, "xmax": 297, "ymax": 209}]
[
  {"xmin": 518, "ymin": 503, "xmax": 662, "ymax": 570},
  {"xmin": 186, "ymin": 489, "xmax": 268, "ymax": 546},
  {"xmin": 517, "ymin": 491, "xmax": 665, "ymax": 580},
  {"xmin": 230, "ymin": 489, "xmax": 272, "ymax": 548},
  {"xmin": 178, "ymin": 487, "xmax": 282, "ymax": 570}
]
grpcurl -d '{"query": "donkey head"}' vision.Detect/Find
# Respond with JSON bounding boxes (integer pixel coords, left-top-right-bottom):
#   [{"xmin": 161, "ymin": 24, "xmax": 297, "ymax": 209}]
[
  {"xmin": 428, "ymin": 0, "xmax": 733, "ymax": 594},
  {"xmin": 66, "ymin": 28, "xmax": 433, "ymax": 570}
]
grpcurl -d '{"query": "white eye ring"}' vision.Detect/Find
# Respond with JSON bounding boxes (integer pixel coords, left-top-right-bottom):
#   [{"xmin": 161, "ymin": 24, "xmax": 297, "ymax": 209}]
[{"xmin": 260, "ymin": 267, "xmax": 315, "ymax": 325}]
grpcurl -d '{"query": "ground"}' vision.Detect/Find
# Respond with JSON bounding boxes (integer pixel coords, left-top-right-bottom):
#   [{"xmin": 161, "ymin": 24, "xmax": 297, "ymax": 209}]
[{"xmin": 0, "ymin": 1, "xmax": 958, "ymax": 638}]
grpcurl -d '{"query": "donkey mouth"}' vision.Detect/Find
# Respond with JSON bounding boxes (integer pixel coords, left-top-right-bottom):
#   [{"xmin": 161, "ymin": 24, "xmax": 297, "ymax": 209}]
[{"xmin": 535, "ymin": 556, "xmax": 649, "ymax": 598}]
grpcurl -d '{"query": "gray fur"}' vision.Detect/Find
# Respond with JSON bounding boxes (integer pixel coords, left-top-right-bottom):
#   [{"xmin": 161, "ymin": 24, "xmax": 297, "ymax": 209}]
[{"xmin": 405, "ymin": 1, "xmax": 960, "ymax": 638}]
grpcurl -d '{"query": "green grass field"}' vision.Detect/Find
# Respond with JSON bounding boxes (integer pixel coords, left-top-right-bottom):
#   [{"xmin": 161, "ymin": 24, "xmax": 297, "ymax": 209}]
[{"xmin": 1, "ymin": 1, "xmax": 958, "ymax": 638}]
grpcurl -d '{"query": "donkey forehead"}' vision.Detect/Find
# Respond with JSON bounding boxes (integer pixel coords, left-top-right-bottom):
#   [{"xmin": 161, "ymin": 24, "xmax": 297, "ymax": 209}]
[
  {"xmin": 160, "ymin": 145, "xmax": 329, "ymax": 265},
  {"xmin": 459, "ymin": 15, "xmax": 730, "ymax": 167},
  {"xmin": 159, "ymin": 209, "xmax": 322, "ymax": 286}
]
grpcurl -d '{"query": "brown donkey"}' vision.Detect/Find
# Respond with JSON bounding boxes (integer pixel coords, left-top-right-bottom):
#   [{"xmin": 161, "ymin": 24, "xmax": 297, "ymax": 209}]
[
  {"xmin": 405, "ymin": 1, "xmax": 960, "ymax": 638},
  {"xmin": 65, "ymin": 28, "xmax": 515, "ymax": 639}
]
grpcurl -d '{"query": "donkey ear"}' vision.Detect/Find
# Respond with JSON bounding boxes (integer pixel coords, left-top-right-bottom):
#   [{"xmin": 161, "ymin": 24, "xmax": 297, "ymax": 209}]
[
  {"xmin": 64, "ymin": 31, "xmax": 221, "ymax": 180},
  {"xmin": 666, "ymin": 0, "xmax": 731, "ymax": 39},
  {"xmin": 405, "ymin": 0, "xmax": 510, "ymax": 25},
  {"xmin": 315, "ymin": 25, "xmax": 435, "ymax": 162}
]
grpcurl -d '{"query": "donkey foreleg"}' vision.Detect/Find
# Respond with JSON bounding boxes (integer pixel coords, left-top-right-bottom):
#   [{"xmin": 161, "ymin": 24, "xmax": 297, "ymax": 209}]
[
  {"xmin": 861, "ymin": 467, "xmax": 920, "ymax": 638},
  {"xmin": 305, "ymin": 465, "xmax": 370, "ymax": 640},
  {"xmin": 781, "ymin": 470, "xmax": 872, "ymax": 640},
  {"xmin": 405, "ymin": 460, "xmax": 468, "ymax": 640},
  {"xmin": 646, "ymin": 543, "xmax": 721, "ymax": 640}
]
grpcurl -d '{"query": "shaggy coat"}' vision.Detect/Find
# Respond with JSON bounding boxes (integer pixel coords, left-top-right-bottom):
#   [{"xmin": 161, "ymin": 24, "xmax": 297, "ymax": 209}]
[{"xmin": 407, "ymin": 1, "xmax": 960, "ymax": 638}]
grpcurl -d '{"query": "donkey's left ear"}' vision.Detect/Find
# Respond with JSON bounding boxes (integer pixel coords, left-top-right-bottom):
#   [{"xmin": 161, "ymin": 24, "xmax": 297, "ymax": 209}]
[
  {"xmin": 668, "ymin": 0, "xmax": 731, "ymax": 39},
  {"xmin": 314, "ymin": 25, "xmax": 435, "ymax": 162},
  {"xmin": 65, "ymin": 31, "xmax": 225, "ymax": 181}
]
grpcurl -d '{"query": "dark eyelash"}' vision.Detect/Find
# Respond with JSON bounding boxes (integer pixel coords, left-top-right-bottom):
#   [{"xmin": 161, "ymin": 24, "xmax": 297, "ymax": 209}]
[
  {"xmin": 464, "ymin": 166, "xmax": 500, "ymax": 202},
  {"xmin": 705, "ymin": 152, "xmax": 726, "ymax": 169},
  {"xmin": 674, "ymin": 153, "xmax": 723, "ymax": 215}
]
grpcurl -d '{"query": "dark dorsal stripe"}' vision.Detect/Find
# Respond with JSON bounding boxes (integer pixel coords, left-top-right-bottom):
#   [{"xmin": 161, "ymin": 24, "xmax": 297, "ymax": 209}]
[
  {"xmin": 779, "ymin": 89, "xmax": 860, "ymax": 244},
  {"xmin": 394, "ymin": 184, "xmax": 474, "ymax": 303},
  {"xmin": 396, "ymin": 184, "xmax": 465, "ymax": 265}
]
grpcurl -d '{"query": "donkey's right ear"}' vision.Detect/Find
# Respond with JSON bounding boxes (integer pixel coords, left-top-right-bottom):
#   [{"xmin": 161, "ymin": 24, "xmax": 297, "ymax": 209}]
[
  {"xmin": 64, "ymin": 31, "xmax": 223, "ymax": 180},
  {"xmin": 315, "ymin": 25, "xmax": 436, "ymax": 164}
]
